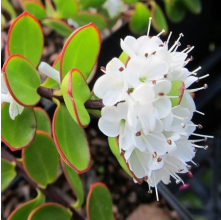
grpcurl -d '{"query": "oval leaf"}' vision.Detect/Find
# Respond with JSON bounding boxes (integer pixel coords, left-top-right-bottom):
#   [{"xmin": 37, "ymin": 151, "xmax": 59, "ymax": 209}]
[
  {"xmin": 86, "ymin": 183, "xmax": 114, "ymax": 220},
  {"xmin": 53, "ymin": 102, "xmax": 91, "ymax": 173},
  {"xmin": 1, "ymin": 103, "xmax": 36, "ymax": 151},
  {"xmin": 7, "ymin": 190, "xmax": 45, "ymax": 220},
  {"xmin": 1, "ymin": 158, "xmax": 16, "ymax": 192},
  {"xmin": 78, "ymin": 0, "xmax": 106, "ymax": 9},
  {"xmin": 165, "ymin": 0, "xmax": 186, "ymax": 23},
  {"xmin": 34, "ymin": 107, "xmax": 52, "ymax": 135},
  {"xmin": 150, "ymin": 2, "xmax": 168, "ymax": 34},
  {"xmin": 7, "ymin": 11, "xmax": 44, "ymax": 67},
  {"xmin": 181, "ymin": 0, "xmax": 201, "ymax": 14},
  {"xmin": 53, "ymin": 0, "xmax": 78, "ymax": 18},
  {"xmin": 61, "ymin": 69, "xmax": 90, "ymax": 128},
  {"xmin": 61, "ymin": 159, "xmax": 84, "ymax": 209},
  {"xmin": 60, "ymin": 23, "xmax": 101, "ymax": 81},
  {"xmin": 2, "ymin": 54, "xmax": 41, "ymax": 107},
  {"xmin": 23, "ymin": 1, "xmax": 46, "ymax": 20},
  {"xmin": 42, "ymin": 18, "xmax": 74, "ymax": 37},
  {"xmin": 108, "ymin": 137, "xmax": 143, "ymax": 184},
  {"xmin": 129, "ymin": 2, "xmax": 151, "ymax": 35},
  {"xmin": 71, "ymin": 13, "xmax": 107, "ymax": 31},
  {"xmin": 28, "ymin": 203, "xmax": 72, "ymax": 220},
  {"xmin": 41, "ymin": 55, "xmax": 60, "ymax": 89},
  {"xmin": 22, "ymin": 131, "xmax": 59, "ymax": 188},
  {"xmin": 168, "ymin": 80, "xmax": 185, "ymax": 106}
]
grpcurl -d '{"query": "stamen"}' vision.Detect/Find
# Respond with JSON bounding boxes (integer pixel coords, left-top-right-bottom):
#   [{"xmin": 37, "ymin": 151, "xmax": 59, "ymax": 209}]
[
  {"xmin": 191, "ymin": 143, "xmax": 204, "ymax": 149},
  {"xmin": 188, "ymin": 138, "xmax": 205, "ymax": 143},
  {"xmin": 158, "ymin": 92, "xmax": 164, "ymax": 96},
  {"xmin": 135, "ymin": 131, "xmax": 141, "ymax": 136},
  {"xmin": 198, "ymin": 74, "xmax": 209, "ymax": 80},
  {"xmin": 153, "ymin": 173, "xmax": 159, "ymax": 201},
  {"xmin": 179, "ymin": 183, "xmax": 190, "ymax": 191},
  {"xmin": 165, "ymin": 31, "xmax": 172, "ymax": 45},
  {"xmin": 100, "ymin": 66, "xmax": 106, "ymax": 71},
  {"xmin": 145, "ymin": 53, "xmax": 148, "ymax": 57},
  {"xmin": 167, "ymin": 139, "xmax": 172, "ymax": 145},
  {"xmin": 191, "ymin": 160, "xmax": 199, "ymax": 167},
  {"xmin": 204, "ymin": 145, "xmax": 209, "ymax": 150},
  {"xmin": 169, "ymin": 33, "xmax": 184, "ymax": 52},
  {"xmin": 148, "ymin": 185, "xmax": 152, "ymax": 194},
  {"xmin": 186, "ymin": 46, "xmax": 195, "ymax": 54},
  {"xmin": 192, "ymin": 133, "xmax": 214, "ymax": 138},
  {"xmin": 194, "ymin": 110, "xmax": 205, "ymax": 115},
  {"xmin": 192, "ymin": 66, "xmax": 202, "ymax": 73},
  {"xmin": 187, "ymin": 171, "xmax": 193, "ymax": 178},
  {"xmin": 186, "ymin": 84, "xmax": 208, "ymax": 93},
  {"xmin": 157, "ymin": 157, "xmax": 162, "ymax": 162},
  {"xmin": 119, "ymin": 67, "xmax": 124, "ymax": 72},
  {"xmin": 157, "ymin": 29, "xmax": 165, "ymax": 37},
  {"xmin": 147, "ymin": 17, "xmax": 152, "ymax": 37}
]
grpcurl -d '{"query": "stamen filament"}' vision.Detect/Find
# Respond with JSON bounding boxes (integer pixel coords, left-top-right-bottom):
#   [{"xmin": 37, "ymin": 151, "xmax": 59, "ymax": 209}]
[{"xmin": 147, "ymin": 17, "xmax": 152, "ymax": 37}]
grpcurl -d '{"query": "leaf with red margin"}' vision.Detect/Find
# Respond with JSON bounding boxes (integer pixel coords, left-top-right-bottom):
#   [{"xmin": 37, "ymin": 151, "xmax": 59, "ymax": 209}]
[
  {"xmin": 53, "ymin": 0, "xmax": 78, "ymax": 19},
  {"xmin": 1, "ymin": 103, "xmax": 36, "ymax": 151},
  {"xmin": 1, "ymin": 158, "xmax": 16, "ymax": 192},
  {"xmin": 22, "ymin": 131, "xmax": 59, "ymax": 188},
  {"xmin": 108, "ymin": 137, "xmax": 143, "ymax": 184},
  {"xmin": 34, "ymin": 107, "xmax": 52, "ymax": 135},
  {"xmin": 7, "ymin": 190, "xmax": 45, "ymax": 220},
  {"xmin": 2, "ymin": 54, "xmax": 41, "ymax": 107},
  {"xmin": 60, "ymin": 23, "xmax": 101, "ymax": 81},
  {"xmin": 27, "ymin": 202, "xmax": 72, "ymax": 220},
  {"xmin": 7, "ymin": 11, "xmax": 43, "ymax": 67},
  {"xmin": 42, "ymin": 18, "xmax": 74, "ymax": 37},
  {"xmin": 168, "ymin": 80, "xmax": 185, "ymax": 107},
  {"xmin": 41, "ymin": 54, "xmax": 60, "ymax": 89},
  {"xmin": 86, "ymin": 182, "xmax": 114, "ymax": 220},
  {"xmin": 61, "ymin": 159, "xmax": 84, "ymax": 209},
  {"xmin": 52, "ymin": 101, "xmax": 91, "ymax": 173},
  {"xmin": 23, "ymin": 0, "xmax": 46, "ymax": 20},
  {"xmin": 61, "ymin": 69, "xmax": 90, "ymax": 128}
]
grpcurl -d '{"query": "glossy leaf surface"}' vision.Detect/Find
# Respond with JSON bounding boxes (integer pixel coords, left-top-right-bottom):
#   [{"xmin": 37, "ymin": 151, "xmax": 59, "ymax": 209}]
[
  {"xmin": 86, "ymin": 183, "xmax": 114, "ymax": 220},
  {"xmin": 61, "ymin": 160, "xmax": 84, "ymax": 209},
  {"xmin": 72, "ymin": 13, "xmax": 107, "ymax": 31},
  {"xmin": 60, "ymin": 23, "xmax": 101, "ymax": 81},
  {"xmin": 1, "ymin": 103, "xmax": 36, "ymax": 151},
  {"xmin": 7, "ymin": 190, "xmax": 45, "ymax": 220},
  {"xmin": 2, "ymin": 55, "xmax": 41, "ymax": 107},
  {"xmin": 61, "ymin": 69, "xmax": 90, "ymax": 128},
  {"xmin": 1, "ymin": 158, "xmax": 16, "ymax": 192},
  {"xmin": 168, "ymin": 80, "xmax": 184, "ymax": 106},
  {"xmin": 130, "ymin": 2, "xmax": 151, "ymax": 35},
  {"xmin": 28, "ymin": 203, "xmax": 72, "ymax": 220},
  {"xmin": 150, "ymin": 2, "xmax": 168, "ymax": 34},
  {"xmin": 53, "ymin": 0, "xmax": 78, "ymax": 18},
  {"xmin": 78, "ymin": 0, "xmax": 105, "ymax": 9},
  {"xmin": 34, "ymin": 107, "xmax": 52, "ymax": 135},
  {"xmin": 22, "ymin": 131, "xmax": 59, "ymax": 188},
  {"xmin": 42, "ymin": 18, "xmax": 74, "ymax": 37},
  {"xmin": 53, "ymin": 102, "xmax": 91, "ymax": 173},
  {"xmin": 23, "ymin": 1, "xmax": 46, "ymax": 20},
  {"xmin": 7, "ymin": 12, "xmax": 43, "ymax": 67}
]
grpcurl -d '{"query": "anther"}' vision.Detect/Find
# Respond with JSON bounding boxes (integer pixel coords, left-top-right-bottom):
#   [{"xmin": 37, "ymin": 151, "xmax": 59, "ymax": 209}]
[
  {"xmin": 198, "ymin": 124, "xmax": 203, "ymax": 129},
  {"xmin": 159, "ymin": 44, "xmax": 164, "ymax": 47},
  {"xmin": 135, "ymin": 131, "xmax": 141, "ymax": 136},
  {"xmin": 204, "ymin": 84, "xmax": 208, "ymax": 89},
  {"xmin": 152, "ymin": 80, "xmax": 156, "ymax": 85},
  {"xmin": 204, "ymin": 145, "xmax": 208, "ymax": 150},
  {"xmin": 119, "ymin": 67, "xmax": 124, "ymax": 72},
  {"xmin": 152, "ymin": 51, "xmax": 156, "ymax": 55},
  {"xmin": 148, "ymin": 189, "xmax": 153, "ymax": 194},
  {"xmin": 145, "ymin": 53, "xmax": 148, "ymax": 57},
  {"xmin": 164, "ymin": 74, "xmax": 167, "ymax": 78},
  {"xmin": 152, "ymin": 151, "xmax": 157, "ymax": 158},
  {"xmin": 100, "ymin": 66, "xmax": 106, "ymax": 72},
  {"xmin": 158, "ymin": 92, "xmax": 164, "ymax": 96},
  {"xmin": 157, "ymin": 157, "xmax": 162, "ymax": 163},
  {"xmin": 187, "ymin": 171, "xmax": 193, "ymax": 178},
  {"xmin": 120, "ymin": 152, "xmax": 124, "ymax": 157},
  {"xmin": 179, "ymin": 183, "xmax": 190, "ymax": 191},
  {"xmin": 186, "ymin": 165, "xmax": 192, "ymax": 170},
  {"xmin": 193, "ymin": 148, "xmax": 198, "ymax": 153},
  {"xmin": 143, "ymin": 176, "xmax": 148, "ymax": 181},
  {"xmin": 167, "ymin": 139, "xmax": 172, "ymax": 145},
  {"xmin": 176, "ymin": 179, "xmax": 181, "ymax": 184}
]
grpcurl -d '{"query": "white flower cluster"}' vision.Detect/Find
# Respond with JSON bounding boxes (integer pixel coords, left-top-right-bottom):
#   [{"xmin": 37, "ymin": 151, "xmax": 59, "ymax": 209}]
[{"xmin": 94, "ymin": 19, "xmax": 213, "ymax": 200}]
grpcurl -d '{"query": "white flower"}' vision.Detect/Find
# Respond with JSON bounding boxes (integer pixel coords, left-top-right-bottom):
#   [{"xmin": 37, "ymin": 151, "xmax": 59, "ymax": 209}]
[
  {"xmin": 1, "ymin": 75, "xmax": 24, "ymax": 120},
  {"xmin": 94, "ymin": 58, "xmax": 128, "ymax": 106}
]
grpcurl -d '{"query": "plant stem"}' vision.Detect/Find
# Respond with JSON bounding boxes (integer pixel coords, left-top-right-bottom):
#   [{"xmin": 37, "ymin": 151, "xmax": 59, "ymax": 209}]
[
  {"xmin": 37, "ymin": 86, "xmax": 104, "ymax": 110},
  {"xmin": 1, "ymin": 148, "xmax": 85, "ymax": 220}
]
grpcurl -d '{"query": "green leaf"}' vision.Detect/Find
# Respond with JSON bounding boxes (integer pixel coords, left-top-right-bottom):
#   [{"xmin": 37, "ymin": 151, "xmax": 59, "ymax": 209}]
[
  {"xmin": 108, "ymin": 137, "xmax": 142, "ymax": 184},
  {"xmin": 71, "ymin": 12, "xmax": 107, "ymax": 31},
  {"xmin": 7, "ymin": 190, "xmax": 45, "ymax": 220},
  {"xmin": 42, "ymin": 18, "xmax": 74, "ymax": 37},
  {"xmin": 61, "ymin": 69, "xmax": 90, "ymax": 128},
  {"xmin": 129, "ymin": 2, "xmax": 151, "ymax": 35},
  {"xmin": 1, "ymin": 103, "xmax": 36, "ymax": 150},
  {"xmin": 150, "ymin": 2, "xmax": 168, "ymax": 34},
  {"xmin": 7, "ymin": 12, "xmax": 43, "ymax": 67},
  {"xmin": 1, "ymin": 0, "xmax": 16, "ymax": 20},
  {"xmin": 78, "ymin": 0, "xmax": 106, "ymax": 9},
  {"xmin": 23, "ymin": 0, "xmax": 46, "ymax": 20},
  {"xmin": 86, "ymin": 183, "xmax": 114, "ymax": 220},
  {"xmin": 119, "ymin": 51, "xmax": 129, "ymax": 65},
  {"xmin": 1, "ymin": 158, "xmax": 16, "ymax": 192},
  {"xmin": 181, "ymin": 0, "xmax": 201, "ymax": 14},
  {"xmin": 41, "ymin": 55, "xmax": 60, "ymax": 89},
  {"xmin": 45, "ymin": 0, "xmax": 55, "ymax": 17},
  {"xmin": 22, "ymin": 131, "xmax": 59, "ymax": 188},
  {"xmin": 1, "ymin": 14, "xmax": 6, "ymax": 29},
  {"xmin": 53, "ymin": 0, "xmax": 78, "ymax": 18},
  {"xmin": 53, "ymin": 102, "xmax": 91, "ymax": 173},
  {"xmin": 61, "ymin": 160, "xmax": 84, "ymax": 209},
  {"xmin": 2, "ymin": 54, "xmax": 41, "ymax": 107},
  {"xmin": 60, "ymin": 23, "xmax": 101, "ymax": 81},
  {"xmin": 165, "ymin": 0, "xmax": 186, "ymax": 23},
  {"xmin": 28, "ymin": 203, "xmax": 72, "ymax": 220},
  {"xmin": 168, "ymin": 80, "xmax": 185, "ymax": 107},
  {"xmin": 124, "ymin": 0, "xmax": 137, "ymax": 4},
  {"xmin": 34, "ymin": 107, "xmax": 52, "ymax": 135}
]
